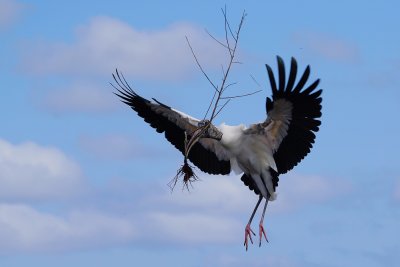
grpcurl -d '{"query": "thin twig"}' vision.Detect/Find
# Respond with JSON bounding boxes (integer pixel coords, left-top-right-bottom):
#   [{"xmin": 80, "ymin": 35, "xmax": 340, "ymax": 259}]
[
  {"xmin": 203, "ymin": 90, "xmax": 218, "ymax": 120},
  {"xmin": 207, "ymin": 9, "xmax": 246, "ymax": 123},
  {"xmin": 250, "ymin": 74, "xmax": 262, "ymax": 88},
  {"xmin": 220, "ymin": 65, "xmax": 225, "ymax": 78},
  {"xmin": 220, "ymin": 89, "xmax": 262, "ymax": 100},
  {"xmin": 205, "ymin": 29, "xmax": 231, "ymax": 51},
  {"xmin": 185, "ymin": 36, "xmax": 219, "ymax": 92},
  {"xmin": 223, "ymin": 9, "xmax": 232, "ymax": 57},
  {"xmin": 222, "ymin": 6, "xmax": 237, "ymax": 42},
  {"xmin": 222, "ymin": 82, "xmax": 238, "ymax": 91},
  {"xmin": 212, "ymin": 99, "xmax": 231, "ymax": 121}
]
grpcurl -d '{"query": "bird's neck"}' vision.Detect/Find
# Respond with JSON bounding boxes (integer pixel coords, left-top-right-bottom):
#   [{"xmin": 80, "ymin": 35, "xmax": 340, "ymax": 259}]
[{"xmin": 219, "ymin": 124, "xmax": 245, "ymax": 147}]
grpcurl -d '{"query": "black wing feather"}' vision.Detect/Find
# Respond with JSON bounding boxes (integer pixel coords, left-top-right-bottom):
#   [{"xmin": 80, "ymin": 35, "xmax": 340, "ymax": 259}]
[
  {"xmin": 285, "ymin": 57, "xmax": 298, "ymax": 92},
  {"xmin": 266, "ymin": 57, "xmax": 322, "ymax": 174},
  {"xmin": 266, "ymin": 64, "xmax": 278, "ymax": 95},
  {"xmin": 277, "ymin": 56, "xmax": 286, "ymax": 92},
  {"xmin": 292, "ymin": 65, "xmax": 310, "ymax": 93},
  {"xmin": 241, "ymin": 169, "xmax": 279, "ymax": 197},
  {"xmin": 113, "ymin": 70, "xmax": 230, "ymax": 175}
]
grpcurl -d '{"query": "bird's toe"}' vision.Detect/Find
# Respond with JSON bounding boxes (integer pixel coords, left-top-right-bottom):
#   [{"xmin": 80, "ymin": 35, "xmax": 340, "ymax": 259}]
[{"xmin": 258, "ymin": 222, "xmax": 268, "ymax": 247}]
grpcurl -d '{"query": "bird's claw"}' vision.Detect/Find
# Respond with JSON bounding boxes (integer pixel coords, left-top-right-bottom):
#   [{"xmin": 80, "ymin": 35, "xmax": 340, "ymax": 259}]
[
  {"xmin": 259, "ymin": 222, "xmax": 268, "ymax": 247},
  {"xmin": 244, "ymin": 224, "xmax": 256, "ymax": 251}
]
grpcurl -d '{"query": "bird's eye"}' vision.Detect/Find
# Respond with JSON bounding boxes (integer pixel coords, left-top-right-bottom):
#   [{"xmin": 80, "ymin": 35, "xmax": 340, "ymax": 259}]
[{"xmin": 199, "ymin": 120, "xmax": 208, "ymax": 127}]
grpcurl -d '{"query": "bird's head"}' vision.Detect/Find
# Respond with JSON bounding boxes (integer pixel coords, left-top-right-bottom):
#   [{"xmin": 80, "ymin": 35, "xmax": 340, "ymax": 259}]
[{"xmin": 198, "ymin": 119, "xmax": 223, "ymax": 141}]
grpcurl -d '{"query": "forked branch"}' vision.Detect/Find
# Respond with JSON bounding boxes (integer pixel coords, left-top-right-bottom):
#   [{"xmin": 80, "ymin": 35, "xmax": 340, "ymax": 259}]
[{"xmin": 171, "ymin": 8, "xmax": 255, "ymax": 191}]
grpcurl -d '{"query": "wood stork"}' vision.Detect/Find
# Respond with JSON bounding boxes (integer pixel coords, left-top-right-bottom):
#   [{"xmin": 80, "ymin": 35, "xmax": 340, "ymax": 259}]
[{"xmin": 114, "ymin": 56, "xmax": 322, "ymax": 250}]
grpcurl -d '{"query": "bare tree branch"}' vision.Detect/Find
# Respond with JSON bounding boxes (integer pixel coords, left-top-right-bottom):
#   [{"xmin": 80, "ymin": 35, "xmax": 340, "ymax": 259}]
[{"xmin": 172, "ymin": 8, "xmax": 250, "ymax": 191}]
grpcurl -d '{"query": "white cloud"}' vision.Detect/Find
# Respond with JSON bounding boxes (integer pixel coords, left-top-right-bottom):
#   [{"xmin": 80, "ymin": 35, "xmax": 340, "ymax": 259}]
[
  {"xmin": 0, "ymin": 139, "xmax": 84, "ymax": 200},
  {"xmin": 22, "ymin": 16, "xmax": 230, "ymax": 115},
  {"xmin": 40, "ymin": 83, "xmax": 119, "ymax": 114},
  {"xmin": 152, "ymin": 173, "xmax": 348, "ymax": 216},
  {"xmin": 0, "ymin": 170, "xmax": 348, "ymax": 251},
  {"xmin": 292, "ymin": 31, "xmax": 360, "ymax": 63},
  {"xmin": 89, "ymin": 175, "xmax": 253, "ymax": 245},
  {"xmin": 21, "ymin": 16, "xmax": 227, "ymax": 81},
  {"xmin": 0, "ymin": 204, "xmax": 135, "ymax": 252},
  {"xmin": 269, "ymin": 173, "xmax": 351, "ymax": 213},
  {"xmin": 122, "ymin": 173, "xmax": 349, "ymax": 245},
  {"xmin": 153, "ymin": 175, "xmax": 256, "ymax": 213},
  {"xmin": 0, "ymin": 0, "xmax": 25, "ymax": 29}
]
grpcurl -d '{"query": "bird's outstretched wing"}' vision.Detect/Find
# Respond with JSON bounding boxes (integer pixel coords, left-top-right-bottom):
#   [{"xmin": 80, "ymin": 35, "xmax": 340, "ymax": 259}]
[
  {"xmin": 265, "ymin": 56, "xmax": 322, "ymax": 174},
  {"xmin": 241, "ymin": 57, "xmax": 322, "ymax": 196},
  {"xmin": 112, "ymin": 71, "xmax": 231, "ymax": 175}
]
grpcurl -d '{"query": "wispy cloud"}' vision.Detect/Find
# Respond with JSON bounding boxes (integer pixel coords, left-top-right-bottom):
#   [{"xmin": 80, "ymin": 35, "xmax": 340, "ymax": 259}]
[
  {"xmin": 152, "ymin": 175, "xmax": 256, "ymax": 214},
  {"xmin": 270, "ymin": 173, "xmax": 351, "ymax": 213},
  {"xmin": 101, "ymin": 173, "xmax": 349, "ymax": 246},
  {"xmin": 0, "ymin": 139, "xmax": 135, "ymax": 253},
  {"xmin": 39, "ymin": 83, "xmax": 119, "ymax": 114},
  {"xmin": 153, "ymin": 173, "xmax": 350, "ymax": 216},
  {"xmin": 292, "ymin": 31, "xmax": 360, "ymax": 63},
  {"xmin": 0, "ymin": 164, "xmax": 347, "ymax": 252},
  {"xmin": 0, "ymin": 203, "xmax": 135, "ymax": 252},
  {"xmin": 22, "ymin": 16, "xmax": 229, "ymax": 115},
  {"xmin": 0, "ymin": 139, "xmax": 84, "ymax": 200},
  {"xmin": 365, "ymin": 59, "xmax": 400, "ymax": 91},
  {"xmin": 0, "ymin": 0, "xmax": 26, "ymax": 29},
  {"xmin": 20, "ymin": 16, "xmax": 226, "ymax": 81},
  {"xmin": 143, "ymin": 212, "xmax": 241, "ymax": 245}
]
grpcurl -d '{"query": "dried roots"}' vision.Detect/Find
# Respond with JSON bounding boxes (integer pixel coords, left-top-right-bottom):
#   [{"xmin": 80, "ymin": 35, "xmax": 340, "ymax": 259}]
[{"xmin": 168, "ymin": 159, "xmax": 199, "ymax": 191}]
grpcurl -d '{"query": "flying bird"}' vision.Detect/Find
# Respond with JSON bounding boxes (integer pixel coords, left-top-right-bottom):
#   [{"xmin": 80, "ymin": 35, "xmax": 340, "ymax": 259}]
[{"xmin": 113, "ymin": 56, "xmax": 322, "ymax": 250}]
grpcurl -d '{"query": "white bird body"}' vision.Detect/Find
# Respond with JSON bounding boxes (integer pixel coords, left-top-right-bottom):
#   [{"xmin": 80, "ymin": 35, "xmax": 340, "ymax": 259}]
[{"xmin": 219, "ymin": 123, "xmax": 277, "ymax": 199}]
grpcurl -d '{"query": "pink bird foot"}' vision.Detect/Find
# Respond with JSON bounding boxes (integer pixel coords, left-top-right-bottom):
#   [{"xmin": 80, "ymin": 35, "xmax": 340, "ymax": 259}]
[
  {"xmin": 244, "ymin": 224, "xmax": 255, "ymax": 251},
  {"xmin": 258, "ymin": 222, "xmax": 269, "ymax": 247}
]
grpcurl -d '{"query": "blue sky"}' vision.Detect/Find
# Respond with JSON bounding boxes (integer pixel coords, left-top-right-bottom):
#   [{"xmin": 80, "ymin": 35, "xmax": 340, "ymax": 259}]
[{"xmin": 1, "ymin": 0, "xmax": 399, "ymax": 266}]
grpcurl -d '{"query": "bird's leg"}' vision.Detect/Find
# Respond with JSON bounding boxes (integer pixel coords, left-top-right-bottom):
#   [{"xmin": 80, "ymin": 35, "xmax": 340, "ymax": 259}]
[
  {"xmin": 244, "ymin": 195, "xmax": 263, "ymax": 251},
  {"xmin": 259, "ymin": 199, "xmax": 269, "ymax": 247}
]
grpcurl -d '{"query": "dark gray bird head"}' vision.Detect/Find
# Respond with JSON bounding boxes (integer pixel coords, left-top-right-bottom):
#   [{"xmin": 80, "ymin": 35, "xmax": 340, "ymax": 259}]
[{"xmin": 198, "ymin": 119, "xmax": 223, "ymax": 141}]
